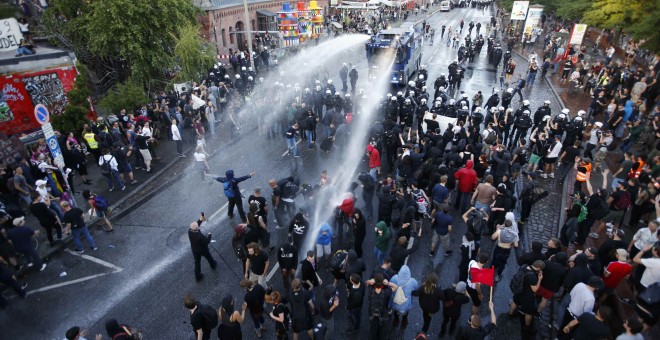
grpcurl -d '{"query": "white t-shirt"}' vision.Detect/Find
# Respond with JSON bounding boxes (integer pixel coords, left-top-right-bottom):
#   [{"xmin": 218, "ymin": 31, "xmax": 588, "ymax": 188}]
[
  {"xmin": 640, "ymin": 258, "xmax": 660, "ymax": 288},
  {"xmin": 547, "ymin": 140, "xmax": 563, "ymax": 158},
  {"xmin": 193, "ymin": 152, "xmax": 206, "ymax": 162},
  {"xmin": 36, "ymin": 186, "xmax": 49, "ymax": 202},
  {"xmin": 467, "ymin": 260, "xmax": 480, "ymax": 289}
]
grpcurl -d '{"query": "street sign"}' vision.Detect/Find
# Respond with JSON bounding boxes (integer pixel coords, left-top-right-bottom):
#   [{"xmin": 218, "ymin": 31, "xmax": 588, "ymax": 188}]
[
  {"xmin": 41, "ymin": 122, "xmax": 65, "ymax": 169},
  {"xmin": 34, "ymin": 104, "xmax": 50, "ymax": 125}
]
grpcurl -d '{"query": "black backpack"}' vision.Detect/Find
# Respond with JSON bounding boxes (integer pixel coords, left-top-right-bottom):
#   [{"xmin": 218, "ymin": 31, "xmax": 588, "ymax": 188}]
[
  {"xmin": 368, "ymin": 287, "xmax": 390, "ymax": 321},
  {"xmin": 100, "ymin": 156, "xmax": 113, "ymax": 176},
  {"xmin": 509, "ymin": 266, "xmax": 531, "ymax": 295},
  {"xmin": 289, "ymin": 291, "xmax": 310, "ymax": 323},
  {"xmin": 329, "ymin": 250, "xmax": 348, "ymax": 272},
  {"xmin": 467, "ymin": 211, "xmax": 485, "ymax": 236},
  {"xmin": 197, "ymin": 303, "xmax": 219, "ymax": 330}
]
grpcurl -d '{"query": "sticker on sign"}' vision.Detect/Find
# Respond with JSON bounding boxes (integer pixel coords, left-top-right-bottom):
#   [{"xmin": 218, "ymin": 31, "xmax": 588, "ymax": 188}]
[{"xmin": 34, "ymin": 104, "xmax": 50, "ymax": 125}]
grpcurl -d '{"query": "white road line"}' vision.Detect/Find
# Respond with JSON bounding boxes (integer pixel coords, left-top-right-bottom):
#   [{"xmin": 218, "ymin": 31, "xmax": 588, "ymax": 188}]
[
  {"xmin": 27, "ymin": 272, "xmax": 115, "ymax": 295},
  {"xmin": 64, "ymin": 249, "xmax": 124, "ymax": 272},
  {"xmin": 265, "ymin": 262, "xmax": 280, "ymax": 282},
  {"xmin": 280, "ymin": 139, "xmax": 302, "ymax": 157},
  {"xmin": 208, "ymin": 189, "xmax": 246, "ymax": 222},
  {"xmin": 427, "ymin": 48, "xmax": 440, "ymax": 63},
  {"xmin": 404, "ymin": 237, "xmax": 416, "ymax": 266},
  {"xmin": 27, "ymin": 250, "xmax": 123, "ymax": 296}
]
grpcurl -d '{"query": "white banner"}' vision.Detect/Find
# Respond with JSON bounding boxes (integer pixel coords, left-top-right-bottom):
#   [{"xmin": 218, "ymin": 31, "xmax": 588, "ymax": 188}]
[
  {"xmin": 511, "ymin": 1, "xmax": 529, "ymax": 21},
  {"xmin": 0, "ymin": 18, "xmax": 24, "ymax": 52},
  {"xmin": 569, "ymin": 24, "xmax": 588, "ymax": 46},
  {"xmin": 523, "ymin": 7, "xmax": 543, "ymax": 35}
]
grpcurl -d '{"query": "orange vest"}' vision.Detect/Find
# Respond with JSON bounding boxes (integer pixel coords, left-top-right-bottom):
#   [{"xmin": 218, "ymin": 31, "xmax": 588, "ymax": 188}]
[{"xmin": 576, "ymin": 163, "xmax": 592, "ymax": 182}]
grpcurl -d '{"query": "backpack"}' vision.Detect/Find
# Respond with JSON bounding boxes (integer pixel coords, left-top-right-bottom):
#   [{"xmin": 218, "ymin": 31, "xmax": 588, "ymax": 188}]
[
  {"xmin": 368, "ymin": 288, "xmax": 389, "ymax": 320},
  {"xmin": 100, "ymin": 156, "xmax": 112, "ymax": 176},
  {"xmin": 94, "ymin": 195, "xmax": 109, "ymax": 211},
  {"xmin": 329, "ymin": 250, "xmax": 348, "ymax": 272},
  {"xmin": 509, "ymin": 266, "xmax": 531, "ymax": 295},
  {"xmin": 499, "ymin": 227, "xmax": 517, "ymax": 243},
  {"xmin": 592, "ymin": 196, "xmax": 610, "ymax": 220},
  {"xmin": 412, "ymin": 189, "xmax": 428, "ymax": 214},
  {"xmin": 393, "ymin": 285, "xmax": 408, "ymax": 305},
  {"xmin": 276, "ymin": 303, "xmax": 293, "ymax": 330},
  {"xmin": 575, "ymin": 202, "xmax": 588, "ymax": 223},
  {"xmin": 530, "ymin": 187, "xmax": 549, "ymax": 203},
  {"xmin": 484, "ymin": 129, "xmax": 496, "ymax": 144},
  {"xmin": 197, "ymin": 303, "xmax": 219, "ymax": 330},
  {"xmin": 466, "ymin": 211, "xmax": 485, "ymax": 235},
  {"xmin": 223, "ymin": 180, "xmax": 235, "ymax": 198},
  {"xmin": 290, "ymin": 292, "xmax": 310, "ymax": 323},
  {"xmin": 614, "ymin": 191, "xmax": 631, "ymax": 211}
]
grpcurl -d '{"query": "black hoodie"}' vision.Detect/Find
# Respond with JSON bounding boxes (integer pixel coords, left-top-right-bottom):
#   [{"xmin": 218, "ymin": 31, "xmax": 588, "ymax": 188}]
[
  {"xmin": 563, "ymin": 253, "xmax": 593, "ymax": 292},
  {"xmin": 344, "ymin": 249, "xmax": 366, "ymax": 281}
]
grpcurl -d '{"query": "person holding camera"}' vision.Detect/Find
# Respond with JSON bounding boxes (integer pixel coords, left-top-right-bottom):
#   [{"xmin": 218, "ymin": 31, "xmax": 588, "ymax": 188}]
[{"xmin": 188, "ymin": 213, "xmax": 217, "ymax": 282}]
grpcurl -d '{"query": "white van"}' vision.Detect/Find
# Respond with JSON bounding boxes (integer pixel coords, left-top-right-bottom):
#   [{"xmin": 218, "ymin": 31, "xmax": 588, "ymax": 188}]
[{"xmin": 440, "ymin": 1, "xmax": 451, "ymax": 11}]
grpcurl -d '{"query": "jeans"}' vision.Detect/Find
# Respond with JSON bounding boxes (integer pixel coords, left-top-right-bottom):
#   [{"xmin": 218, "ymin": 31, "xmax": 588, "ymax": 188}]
[
  {"xmin": 511, "ymin": 87, "xmax": 524, "ymax": 101},
  {"xmin": 18, "ymin": 247, "xmax": 42, "ymax": 268},
  {"xmin": 559, "ymin": 162, "xmax": 574, "ymax": 182},
  {"xmin": 369, "ymin": 168, "xmax": 378, "ymax": 181},
  {"xmin": 527, "ymin": 72, "xmax": 537, "ymax": 86},
  {"xmin": 348, "ymin": 307, "xmax": 362, "ymax": 331},
  {"xmin": 611, "ymin": 177, "xmax": 624, "ymax": 190},
  {"xmin": 373, "ymin": 247, "xmax": 388, "ymax": 265},
  {"xmin": 474, "ymin": 201, "xmax": 490, "ymax": 214},
  {"xmin": 106, "ymin": 170, "xmax": 124, "ymax": 190},
  {"xmin": 193, "ymin": 249, "xmax": 216, "ymax": 280},
  {"xmin": 305, "ymin": 130, "xmax": 313, "ymax": 147},
  {"xmin": 208, "ymin": 113, "xmax": 216, "ymax": 137},
  {"xmin": 72, "ymin": 226, "xmax": 96, "ymax": 250},
  {"xmin": 286, "ymin": 138, "xmax": 298, "ymax": 156},
  {"xmin": 556, "ymin": 294, "xmax": 571, "ymax": 330}
]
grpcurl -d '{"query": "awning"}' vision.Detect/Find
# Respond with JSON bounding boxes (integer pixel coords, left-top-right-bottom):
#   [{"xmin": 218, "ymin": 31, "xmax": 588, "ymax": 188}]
[{"xmin": 256, "ymin": 9, "xmax": 276, "ymax": 17}]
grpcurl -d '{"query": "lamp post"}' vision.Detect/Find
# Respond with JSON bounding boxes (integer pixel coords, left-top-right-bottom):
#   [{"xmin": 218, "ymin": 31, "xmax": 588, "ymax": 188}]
[{"xmin": 242, "ymin": 0, "xmax": 255, "ymax": 69}]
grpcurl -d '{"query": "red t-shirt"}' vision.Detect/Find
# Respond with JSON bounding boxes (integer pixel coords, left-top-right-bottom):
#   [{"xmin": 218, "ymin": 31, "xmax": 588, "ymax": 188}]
[{"xmin": 602, "ymin": 261, "xmax": 632, "ymax": 289}]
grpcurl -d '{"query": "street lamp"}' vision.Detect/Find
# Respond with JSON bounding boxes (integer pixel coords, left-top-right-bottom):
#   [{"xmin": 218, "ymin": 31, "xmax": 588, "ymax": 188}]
[{"xmin": 242, "ymin": 0, "xmax": 255, "ymax": 69}]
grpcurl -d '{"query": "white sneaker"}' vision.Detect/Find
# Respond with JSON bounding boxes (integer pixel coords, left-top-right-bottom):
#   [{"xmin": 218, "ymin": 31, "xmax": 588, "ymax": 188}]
[
  {"xmin": 541, "ymin": 173, "xmax": 547, "ymax": 178},
  {"xmin": 27, "ymin": 263, "xmax": 34, "ymax": 268},
  {"xmin": 40, "ymin": 263, "xmax": 47, "ymax": 271},
  {"xmin": 549, "ymin": 173, "xmax": 555, "ymax": 178}
]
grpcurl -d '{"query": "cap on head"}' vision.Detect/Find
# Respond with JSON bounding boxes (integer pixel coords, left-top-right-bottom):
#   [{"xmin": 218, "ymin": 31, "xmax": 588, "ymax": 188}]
[
  {"xmin": 594, "ymin": 122, "xmax": 603, "ymax": 128},
  {"xmin": 454, "ymin": 281, "xmax": 467, "ymax": 293}
]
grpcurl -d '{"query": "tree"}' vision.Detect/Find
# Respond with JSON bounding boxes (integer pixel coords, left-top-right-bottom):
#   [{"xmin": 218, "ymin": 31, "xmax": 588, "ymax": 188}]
[
  {"xmin": 584, "ymin": 0, "xmax": 659, "ymax": 51},
  {"xmin": 173, "ymin": 23, "xmax": 216, "ymax": 83},
  {"xmin": 52, "ymin": 63, "xmax": 92, "ymax": 135},
  {"xmin": 99, "ymin": 80, "xmax": 148, "ymax": 115},
  {"xmin": 44, "ymin": 0, "xmax": 200, "ymax": 84},
  {"xmin": 555, "ymin": 0, "xmax": 593, "ymax": 21}
]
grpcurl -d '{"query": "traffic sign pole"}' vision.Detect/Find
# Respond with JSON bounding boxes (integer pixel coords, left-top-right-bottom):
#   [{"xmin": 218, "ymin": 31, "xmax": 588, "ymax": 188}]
[{"xmin": 34, "ymin": 105, "xmax": 78, "ymax": 208}]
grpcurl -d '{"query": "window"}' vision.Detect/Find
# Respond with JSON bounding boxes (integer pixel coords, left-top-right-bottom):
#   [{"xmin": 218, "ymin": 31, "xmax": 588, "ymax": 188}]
[
  {"xmin": 221, "ymin": 29, "xmax": 226, "ymax": 47},
  {"xmin": 229, "ymin": 27, "xmax": 234, "ymax": 44}
]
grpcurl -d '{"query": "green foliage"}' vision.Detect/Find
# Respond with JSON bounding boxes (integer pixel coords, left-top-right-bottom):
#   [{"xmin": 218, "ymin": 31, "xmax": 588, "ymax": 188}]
[
  {"xmin": 584, "ymin": 0, "xmax": 659, "ymax": 51},
  {"xmin": 173, "ymin": 23, "xmax": 216, "ymax": 83},
  {"xmin": 555, "ymin": 0, "xmax": 593, "ymax": 21},
  {"xmin": 52, "ymin": 64, "xmax": 92, "ymax": 134},
  {"xmin": 626, "ymin": 6, "xmax": 660, "ymax": 52},
  {"xmin": 98, "ymin": 80, "xmax": 148, "ymax": 115},
  {"xmin": 43, "ymin": 0, "xmax": 200, "ymax": 82}
]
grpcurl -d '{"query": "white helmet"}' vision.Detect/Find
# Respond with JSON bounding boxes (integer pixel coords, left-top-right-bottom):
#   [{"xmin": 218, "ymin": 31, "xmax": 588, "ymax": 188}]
[
  {"xmin": 462, "ymin": 106, "xmax": 468, "ymax": 110},
  {"xmin": 421, "ymin": 98, "xmax": 427, "ymax": 103},
  {"xmin": 335, "ymin": 92, "xmax": 341, "ymax": 96},
  {"xmin": 574, "ymin": 116, "xmax": 583, "ymax": 122},
  {"xmin": 436, "ymin": 97, "xmax": 443, "ymax": 103},
  {"xmin": 435, "ymin": 102, "xmax": 442, "ymax": 107},
  {"xmin": 440, "ymin": 73, "xmax": 446, "ymax": 77},
  {"xmin": 326, "ymin": 90, "xmax": 331, "ymax": 94},
  {"xmin": 542, "ymin": 115, "xmax": 551, "ymax": 122},
  {"xmin": 418, "ymin": 74, "xmax": 425, "ymax": 80},
  {"xmin": 561, "ymin": 108, "xmax": 570, "ymax": 114},
  {"xmin": 507, "ymin": 88, "xmax": 513, "ymax": 93},
  {"xmin": 490, "ymin": 107, "xmax": 498, "ymax": 113},
  {"xmin": 422, "ymin": 86, "xmax": 427, "ymax": 92},
  {"xmin": 449, "ymin": 99, "xmax": 456, "ymax": 105},
  {"xmin": 544, "ymin": 100, "xmax": 551, "ymax": 105},
  {"xmin": 327, "ymin": 79, "xmax": 333, "ymax": 84},
  {"xmin": 248, "ymin": 76, "xmax": 253, "ymax": 81},
  {"xmin": 522, "ymin": 100, "xmax": 530, "ymax": 105},
  {"xmin": 386, "ymin": 93, "xmax": 392, "ymax": 98},
  {"xmin": 462, "ymin": 93, "xmax": 468, "ymax": 98},
  {"xmin": 408, "ymin": 81, "xmax": 415, "ymax": 87},
  {"xmin": 409, "ymin": 91, "xmax": 415, "ymax": 96},
  {"xmin": 577, "ymin": 110, "xmax": 586, "ymax": 117},
  {"xmin": 316, "ymin": 86, "xmax": 321, "ymax": 91},
  {"xmin": 241, "ymin": 66, "xmax": 246, "ymax": 71},
  {"xmin": 558, "ymin": 114, "xmax": 567, "ymax": 119},
  {"xmin": 439, "ymin": 86, "xmax": 445, "ymax": 92},
  {"xmin": 397, "ymin": 91, "xmax": 403, "ymax": 96},
  {"xmin": 235, "ymin": 74, "xmax": 241, "ymax": 79},
  {"xmin": 523, "ymin": 110, "xmax": 530, "ymax": 114},
  {"xmin": 345, "ymin": 93, "xmax": 351, "ymax": 97},
  {"xmin": 304, "ymin": 88, "xmax": 310, "ymax": 92},
  {"xmin": 404, "ymin": 99, "xmax": 411, "ymax": 104},
  {"xmin": 248, "ymin": 67, "xmax": 253, "ymax": 72},
  {"xmin": 498, "ymin": 106, "xmax": 504, "ymax": 111},
  {"xmin": 315, "ymin": 80, "xmax": 321, "ymax": 84},
  {"xmin": 420, "ymin": 65, "xmax": 426, "ymax": 70},
  {"xmin": 391, "ymin": 96, "xmax": 398, "ymax": 101}
]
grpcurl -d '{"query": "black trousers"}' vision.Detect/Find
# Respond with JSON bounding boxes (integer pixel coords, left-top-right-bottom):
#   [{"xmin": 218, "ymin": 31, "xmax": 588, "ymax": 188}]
[
  {"xmin": 192, "ymin": 248, "xmax": 217, "ymax": 280},
  {"xmin": 175, "ymin": 140, "xmax": 183, "ymax": 155},
  {"xmin": 42, "ymin": 222, "xmax": 63, "ymax": 245},
  {"xmin": 440, "ymin": 313, "xmax": 459, "ymax": 334},
  {"xmin": 0, "ymin": 266, "xmax": 25, "ymax": 298},
  {"xmin": 228, "ymin": 197, "xmax": 246, "ymax": 222}
]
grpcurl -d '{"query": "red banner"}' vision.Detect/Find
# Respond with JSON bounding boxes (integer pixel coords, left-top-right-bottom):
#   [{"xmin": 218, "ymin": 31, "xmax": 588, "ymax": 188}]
[{"xmin": 470, "ymin": 267, "xmax": 495, "ymax": 286}]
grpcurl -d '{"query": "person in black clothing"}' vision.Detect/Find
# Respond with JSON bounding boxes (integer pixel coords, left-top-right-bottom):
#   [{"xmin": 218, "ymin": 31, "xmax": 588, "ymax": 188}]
[
  {"xmin": 346, "ymin": 273, "xmax": 365, "ymax": 334},
  {"xmin": 543, "ymin": 238, "xmax": 562, "ymax": 260},
  {"xmin": 288, "ymin": 212, "xmax": 309, "ymax": 250},
  {"xmin": 518, "ymin": 241, "xmax": 544, "ymax": 266},
  {"xmin": 556, "ymin": 253, "xmax": 594, "ymax": 325},
  {"xmin": 344, "ymin": 249, "xmax": 366, "ymax": 282},
  {"xmin": 318, "ymin": 284, "xmax": 340, "ymax": 338},
  {"xmin": 184, "ymin": 294, "xmax": 218, "ymax": 340},
  {"xmin": 455, "ymin": 300, "xmax": 497, "ymax": 339},
  {"xmin": 212, "ymin": 170, "xmax": 256, "ymax": 223},
  {"xmin": 240, "ymin": 278, "xmax": 267, "ymax": 338},
  {"xmin": 509, "ymin": 260, "xmax": 545, "ymax": 332},
  {"xmin": 597, "ymin": 228, "xmax": 626, "ymax": 266},
  {"xmin": 301, "ymin": 250, "xmax": 320, "ymax": 291},
  {"xmin": 351, "ymin": 209, "xmax": 367, "ymax": 258},
  {"xmin": 411, "ymin": 273, "xmax": 445, "ymax": 334},
  {"xmin": 29, "ymin": 192, "xmax": 62, "ymax": 247},
  {"xmin": 439, "ymin": 281, "xmax": 470, "ymax": 336},
  {"xmin": 370, "ymin": 256, "xmax": 396, "ymax": 281},
  {"xmin": 376, "ymin": 184, "xmax": 397, "ymax": 226},
  {"xmin": 358, "ymin": 172, "xmax": 376, "ymax": 220},
  {"xmin": 390, "ymin": 235, "xmax": 421, "ymax": 273},
  {"xmin": 277, "ymin": 240, "xmax": 298, "ymax": 290},
  {"xmin": 537, "ymin": 252, "xmax": 568, "ymax": 314},
  {"xmin": 286, "ymin": 278, "xmax": 315, "ymax": 339},
  {"xmin": 562, "ymin": 306, "xmax": 612, "ymax": 340},
  {"xmin": 188, "ymin": 214, "xmax": 217, "ymax": 282},
  {"xmin": 366, "ymin": 273, "xmax": 397, "ymax": 340}
]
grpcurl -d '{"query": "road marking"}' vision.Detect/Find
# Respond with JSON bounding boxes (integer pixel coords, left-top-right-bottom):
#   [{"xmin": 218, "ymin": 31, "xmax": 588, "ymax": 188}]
[
  {"xmin": 427, "ymin": 47, "xmax": 440, "ymax": 63},
  {"xmin": 265, "ymin": 262, "xmax": 280, "ymax": 283},
  {"xmin": 26, "ymin": 250, "xmax": 123, "ymax": 296},
  {"xmin": 404, "ymin": 237, "xmax": 416, "ymax": 266},
  {"xmin": 208, "ymin": 189, "xmax": 246, "ymax": 222},
  {"xmin": 281, "ymin": 139, "xmax": 303, "ymax": 157}
]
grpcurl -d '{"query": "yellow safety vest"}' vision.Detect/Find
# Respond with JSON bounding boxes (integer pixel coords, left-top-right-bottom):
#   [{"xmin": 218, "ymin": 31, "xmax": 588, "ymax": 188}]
[{"xmin": 84, "ymin": 133, "xmax": 98, "ymax": 149}]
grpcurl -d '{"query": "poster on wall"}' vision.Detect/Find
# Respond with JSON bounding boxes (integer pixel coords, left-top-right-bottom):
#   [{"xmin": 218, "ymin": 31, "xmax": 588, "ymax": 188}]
[
  {"xmin": 510, "ymin": 1, "xmax": 529, "ymax": 21},
  {"xmin": 0, "ymin": 18, "xmax": 24, "ymax": 52},
  {"xmin": 523, "ymin": 6, "xmax": 543, "ymax": 35},
  {"xmin": 0, "ymin": 67, "xmax": 78, "ymax": 136}
]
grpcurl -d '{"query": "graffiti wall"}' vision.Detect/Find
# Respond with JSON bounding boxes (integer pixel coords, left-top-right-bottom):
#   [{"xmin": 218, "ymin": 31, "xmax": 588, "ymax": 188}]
[{"xmin": 0, "ymin": 67, "xmax": 77, "ymax": 136}]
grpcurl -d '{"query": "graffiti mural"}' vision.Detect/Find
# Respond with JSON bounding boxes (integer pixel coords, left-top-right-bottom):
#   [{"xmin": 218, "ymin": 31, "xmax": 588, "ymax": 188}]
[
  {"xmin": 22, "ymin": 72, "xmax": 69, "ymax": 115},
  {"xmin": 0, "ymin": 89, "xmax": 16, "ymax": 123}
]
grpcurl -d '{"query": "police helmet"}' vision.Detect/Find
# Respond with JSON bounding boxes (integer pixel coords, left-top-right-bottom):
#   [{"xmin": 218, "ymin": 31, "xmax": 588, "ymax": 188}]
[
  {"xmin": 462, "ymin": 106, "xmax": 468, "ymax": 110},
  {"xmin": 506, "ymin": 88, "xmax": 513, "ymax": 93},
  {"xmin": 391, "ymin": 96, "xmax": 398, "ymax": 101},
  {"xmin": 422, "ymin": 86, "xmax": 427, "ymax": 92},
  {"xmin": 420, "ymin": 65, "xmax": 426, "ymax": 70},
  {"xmin": 386, "ymin": 93, "xmax": 392, "ymax": 98},
  {"xmin": 241, "ymin": 66, "xmax": 246, "ymax": 71},
  {"xmin": 405, "ymin": 99, "xmax": 411, "ymax": 104},
  {"xmin": 421, "ymin": 98, "xmax": 427, "ymax": 103},
  {"xmin": 408, "ymin": 81, "xmax": 416, "ymax": 87},
  {"xmin": 316, "ymin": 86, "xmax": 321, "ymax": 91},
  {"xmin": 304, "ymin": 88, "xmax": 310, "ymax": 92},
  {"xmin": 561, "ymin": 108, "xmax": 570, "ymax": 114},
  {"xmin": 544, "ymin": 100, "xmax": 551, "ymax": 105},
  {"xmin": 397, "ymin": 91, "xmax": 403, "ymax": 96},
  {"xmin": 439, "ymin": 86, "xmax": 445, "ymax": 92},
  {"xmin": 315, "ymin": 80, "xmax": 321, "ymax": 84},
  {"xmin": 462, "ymin": 93, "xmax": 468, "ymax": 98},
  {"xmin": 345, "ymin": 93, "xmax": 351, "ymax": 97},
  {"xmin": 327, "ymin": 79, "xmax": 333, "ymax": 84},
  {"xmin": 419, "ymin": 74, "xmax": 425, "ymax": 80},
  {"xmin": 248, "ymin": 67, "xmax": 253, "ymax": 72},
  {"xmin": 441, "ymin": 73, "xmax": 446, "ymax": 77},
  {"xmin": 248, "ymin": 76, "xmax": 253, "ymax": 81},
  {"xmin": 335, "ymin": 92, "xmax": 341, "ymax": 96},
  {"xmin": 449, "ymin": 99, "xmax": 456, "ymax": 105},
  {"xmin": 326, "ymin": 90, "xmax": 332, "ymax": 94},
  {"xmin": 577, "ymin": 110, "xmax": 586, "ymax": 117},
  {"xmin": 574, "ymin": 116, "xmax": 583, "ymax": 123},
  {"xmin": 558, "ymin": 114, "xmax": 566, "ymax": 120},
  {"xmin": 235, "ymin": 74, "xmax": 241, "ymax": 79},
  {"xmin": 409, "ymin": 91, "xmax": 415, "ymax": 96},
  {"xmin": 522, "ymin": 100, "xmax": 530, "ymax": 106},
  {"xmin": 523, "ymin": 110, "xmax": 530, "ymax": 115},
  {"xmin": 498, "ymin": 106, "xmax": 505, "ymax": 111}
]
